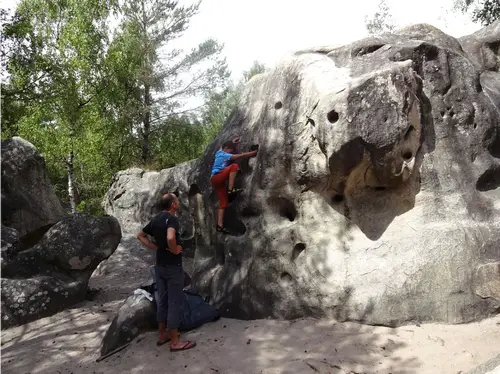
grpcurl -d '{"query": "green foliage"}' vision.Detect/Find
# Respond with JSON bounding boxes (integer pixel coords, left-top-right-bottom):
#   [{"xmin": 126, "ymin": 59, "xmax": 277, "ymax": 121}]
[
  {"xmin": 2, "ymin": 0, "xmax": 118, "ymax": 213},
  {"xmin": 455, "ymin": 0, "xmax": 500, "ymax": 26},
  {"xmin": 117, "ymin": 0, "xmax": 230, "ymax": 163},
  {"xmin": 243, "ymin": 60, "xmax": 267, "ymax": 82},
  {"xmin": 150, "ymin": 115, "xmax": 206, "ymax": 168},
  {"xmin": 365, "ymin": 0, "xmax": 396, "ymax": 35},
  {"xmin": 1, "ymin": 0, "xmax": 266, "ymax": 214},
  {"xmin": 202, "ymin": 61, "xmax": 267, "ymax": 142}
]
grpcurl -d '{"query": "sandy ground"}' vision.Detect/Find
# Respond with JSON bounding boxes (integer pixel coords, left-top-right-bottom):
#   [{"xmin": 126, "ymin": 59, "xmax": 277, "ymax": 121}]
[{"xmin": 2, "ymin": 236, "xmax": 499, "ymax": 374}]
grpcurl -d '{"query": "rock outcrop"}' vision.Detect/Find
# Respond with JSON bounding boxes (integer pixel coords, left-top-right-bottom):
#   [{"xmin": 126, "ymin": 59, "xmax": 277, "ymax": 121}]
[
  {"xmin": 100, "ymin": 292, "xmax": 157, "ymax": 356},
  {"xmin": 105, "ymin": 22, "xmax": 500, "ymax": 326},
  {"xmin": 1, "ymin": 137, "xmax": 66, "ymax": 236},
  {"xmin": 1, "ymin": 138, "xmax": 122, "ymax": 328},
  {"xmin": 1, "ymin": 213, "xmax": 122, "ymax": 328},
  {"xmin": 104, "ymin": 164, "xmax": 197, "ymax": 257}
]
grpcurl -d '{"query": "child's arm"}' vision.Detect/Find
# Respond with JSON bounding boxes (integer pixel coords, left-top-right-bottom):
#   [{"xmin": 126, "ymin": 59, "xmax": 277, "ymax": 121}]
[{"xmin": 230, "ymin": 150, "xmax": 257, "ymax": 161}]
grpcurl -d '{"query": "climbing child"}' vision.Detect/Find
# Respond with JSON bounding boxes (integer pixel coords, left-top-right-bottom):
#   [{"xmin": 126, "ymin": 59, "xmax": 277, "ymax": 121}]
[{"xmin": 211, "ymin": 140, "xmax": 258, "ymax": 234}]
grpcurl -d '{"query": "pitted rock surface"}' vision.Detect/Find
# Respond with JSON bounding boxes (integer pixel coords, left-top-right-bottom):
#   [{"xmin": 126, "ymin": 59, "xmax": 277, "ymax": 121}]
[{"xmin": 105, "ymin": 22, "xmax": 500, "ymax": 326}]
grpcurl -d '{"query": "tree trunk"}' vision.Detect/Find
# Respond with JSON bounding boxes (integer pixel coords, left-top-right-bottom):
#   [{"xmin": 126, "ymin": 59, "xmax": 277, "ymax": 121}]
[
  {"xmin": 66, "ymin": 150, "xmax": 76, "ymax": 214},
  {"xmin": 141, "ymin": 84, "xmax": 151, "ymax": 164}
]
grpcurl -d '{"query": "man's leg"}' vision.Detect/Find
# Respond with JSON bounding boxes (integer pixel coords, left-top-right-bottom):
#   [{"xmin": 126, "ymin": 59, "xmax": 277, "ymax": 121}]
[
  {"xmin": 155, "ymin": 266, "xmax": 170, "ymax": 345},
  {"xmin": 166, "ymin": 266, "xmax": 196, "ymax": 351}
]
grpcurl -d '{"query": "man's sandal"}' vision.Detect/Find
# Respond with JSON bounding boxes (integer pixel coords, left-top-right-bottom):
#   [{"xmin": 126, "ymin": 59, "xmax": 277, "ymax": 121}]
[{"xmin": 170, "ymin": 341, "xmax": 197, "ymax": 352}]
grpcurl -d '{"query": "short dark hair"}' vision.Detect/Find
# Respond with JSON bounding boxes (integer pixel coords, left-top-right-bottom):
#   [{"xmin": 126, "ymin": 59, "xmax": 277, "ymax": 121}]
[
  {"xmin": 160, "ymin": 193, "xmax": 177, "ymax": 210},
  {"xmin": 222, "ymin": 140, "xmax": 236, "ymax": 150}
]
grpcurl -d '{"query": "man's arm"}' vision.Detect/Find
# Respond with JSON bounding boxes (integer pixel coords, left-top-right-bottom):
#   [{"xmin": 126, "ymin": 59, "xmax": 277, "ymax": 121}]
[
  {"xmin": 167, "ymin": 227, "xmax": 182, "ymax": 255},
  {"xmin": 137, "ymin": 231, "xmax": 158, "ymax": 251},
  {"xmin": 230, "ymin": 150, "xmax": 257, "ymax": 161}
]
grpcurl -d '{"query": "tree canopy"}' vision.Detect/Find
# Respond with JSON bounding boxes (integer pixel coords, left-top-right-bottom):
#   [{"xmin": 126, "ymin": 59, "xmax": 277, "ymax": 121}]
[{"xmin": 1, "ymin": 0, "xmax": 265, "ymax": 214}]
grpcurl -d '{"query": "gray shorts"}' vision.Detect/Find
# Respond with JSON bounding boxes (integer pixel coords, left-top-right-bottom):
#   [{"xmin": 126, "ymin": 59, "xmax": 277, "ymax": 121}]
[{"xmin": 155, "ymin": 264, "xmax": 184, "ymax": 329}]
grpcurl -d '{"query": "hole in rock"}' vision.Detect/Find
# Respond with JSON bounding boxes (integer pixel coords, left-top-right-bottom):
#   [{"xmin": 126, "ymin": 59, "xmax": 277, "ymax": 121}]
[
  {"xmin": 449, "ymin": 110, "xmax": 455, "ymax": 117},
  {"xmin": 476, "ymin": 80, "xmax": 483, "ymax": 93},
  {"xmin": 306, "ymin": 118, "xmax": 316, "ymax": 127},
  {"xmin": 274, "ymin": 101, "xmax": 283, "ymax": 109},
  {"xmin": 476, "ymin": 167, "xmax": 500, "ymax": 192},
  {"xmin": 292, "ymin": 243, "xmax": 306, "ymax": 262},
  {"xmin": 332, "ymin": 194, "xmax": 344, "ymax": 203},
  {"xmin": 354, "ymin": 44, "xmax": 384, "ymax": 56},
  {"xmin": 18, "ymin": 223, "xmax": 54, "ymax": 251},
  {"xmin": 188, "ymin": 184, "xmax": 201, "ymax": 197},
  {"xmin": 404, "ymin": 125, "xmax": 415, "ymax": 140},
  {"xmin": 474, "ymin": 123, "xmax": 478, "ymax": 129},
  {"xmin": 113, "ymin": 190, "xmax": 126, "ymax": 201},
  {"xmin": 425, "ymin": 46, "xmax": 439, "ymax": 61},
  {"xmin": 440, "ymin": 111, "xmax": 445, "ymax": 117},
  {"xmin": 267, "ymin": 197, "xmax": 297, "ymax": 221},
  {"xmin": 488, "ymin": 136, "xmax": 500, "ymax": 158},
  {"xmin": 327, "ymin": 110, "xmax": 340, "ymax": 124},
  {"xmin": 374, "ymin": 186, "xmax": 387, "ymax": 191},
  {"xmin": 223, "ymin": 206, "xmax": 247, "ymax": 236},
  {"xmin": 402, "ymin": 150, "xmax": 413, "ymax": 161},
  {"xmin": 241, "ymin": 206, "xmax": 260, "ymax": 217},
  {"xmin": 215, "ymin": 243, "xmax": 225, "ymax": 266},
  {"xmin": 280, "ymin": 272, "xmax": 294, "ymax": 283}
]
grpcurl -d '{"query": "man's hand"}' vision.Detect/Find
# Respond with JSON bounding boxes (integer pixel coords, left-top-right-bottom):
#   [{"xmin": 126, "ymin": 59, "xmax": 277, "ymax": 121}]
[
  {"xmin": 137, "ymin": 231, "xmax": 158, "ymax": 251},
  {"xmin": 176, "ymin": 245, "xmax": 183, "ymax": 254}
]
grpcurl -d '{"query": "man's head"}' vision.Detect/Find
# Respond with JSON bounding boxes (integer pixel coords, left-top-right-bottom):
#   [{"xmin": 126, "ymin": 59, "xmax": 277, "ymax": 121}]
[
  {"xmin": 160, "ymin": 193, "xmax": 179, "ymax": 212},
  {"xmin": 222, "ymin": 140, "xmax": 236, "ymax": 153}
]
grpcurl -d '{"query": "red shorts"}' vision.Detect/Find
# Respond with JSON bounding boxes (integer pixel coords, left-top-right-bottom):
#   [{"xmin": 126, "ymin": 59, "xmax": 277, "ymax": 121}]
[{"xmin": 210, "ymin": 163, "xmax": 239, "ymax": 208}]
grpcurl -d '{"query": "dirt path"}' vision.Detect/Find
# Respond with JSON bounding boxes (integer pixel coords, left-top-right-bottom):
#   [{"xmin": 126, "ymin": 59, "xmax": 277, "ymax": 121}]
[{"xmin": 2, "ymin": 236, "xmax": 499, "ymax": 374}]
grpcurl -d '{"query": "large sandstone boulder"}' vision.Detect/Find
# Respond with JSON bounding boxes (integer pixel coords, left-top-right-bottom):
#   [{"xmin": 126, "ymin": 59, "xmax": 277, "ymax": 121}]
[
  {"xmin": 1, "ymin": 137, "xmax": 67, "ymax": 236},
  {"xmin": 105, "ymin": 22, "xmax": 500, "ymax": 326},
  {"xmin": 1, "ymin": 214, "xmax": 122, "ymax": 328},
  {"xmin": 1, "ymin": 137, "xmax": 122, "ymax": 328}
]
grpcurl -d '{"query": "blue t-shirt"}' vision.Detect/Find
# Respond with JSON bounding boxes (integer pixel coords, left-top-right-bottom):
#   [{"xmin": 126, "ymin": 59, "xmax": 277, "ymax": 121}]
[{"xmin": 211, "ymin": 149, "xmax": 233, "ymax": 176}]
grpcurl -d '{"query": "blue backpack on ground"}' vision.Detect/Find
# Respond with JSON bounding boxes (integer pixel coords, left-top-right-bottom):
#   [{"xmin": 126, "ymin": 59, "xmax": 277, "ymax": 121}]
[{"xmin": 149, "ymin": 267, "xmax": 220, "ymax": 331}]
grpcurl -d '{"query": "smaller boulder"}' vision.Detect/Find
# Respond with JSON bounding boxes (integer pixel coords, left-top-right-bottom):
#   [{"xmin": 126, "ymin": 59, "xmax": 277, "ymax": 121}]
[
  {"xmin": 100, "ymin": 293, "xmax": 157, "ymax": 357},
  {"xmin": 1, "ymin": 225, "xmax": 20, "ymax": 272},
  {"xmin": 100, "ymin": 285, "xmax": 220, "ymax": 357},
  {"xmin": 1, "ymin": 214, "xmax": 122, "ymax": 328},
  {"xmin": 1, "ymin": 137, "xmax": 66, "ymax": 236}
]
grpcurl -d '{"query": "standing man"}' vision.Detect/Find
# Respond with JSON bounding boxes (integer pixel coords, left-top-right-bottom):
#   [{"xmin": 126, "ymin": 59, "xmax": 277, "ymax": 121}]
[{"xmin": 137, "ymin": 193, "xmax": 196, "ymax": 352}]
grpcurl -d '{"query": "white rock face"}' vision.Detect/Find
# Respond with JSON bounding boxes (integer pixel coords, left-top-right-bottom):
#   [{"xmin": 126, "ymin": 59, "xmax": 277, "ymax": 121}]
[{"xmin": 106, "ymin": 22, "xmax": 500, "ymax": 326}]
